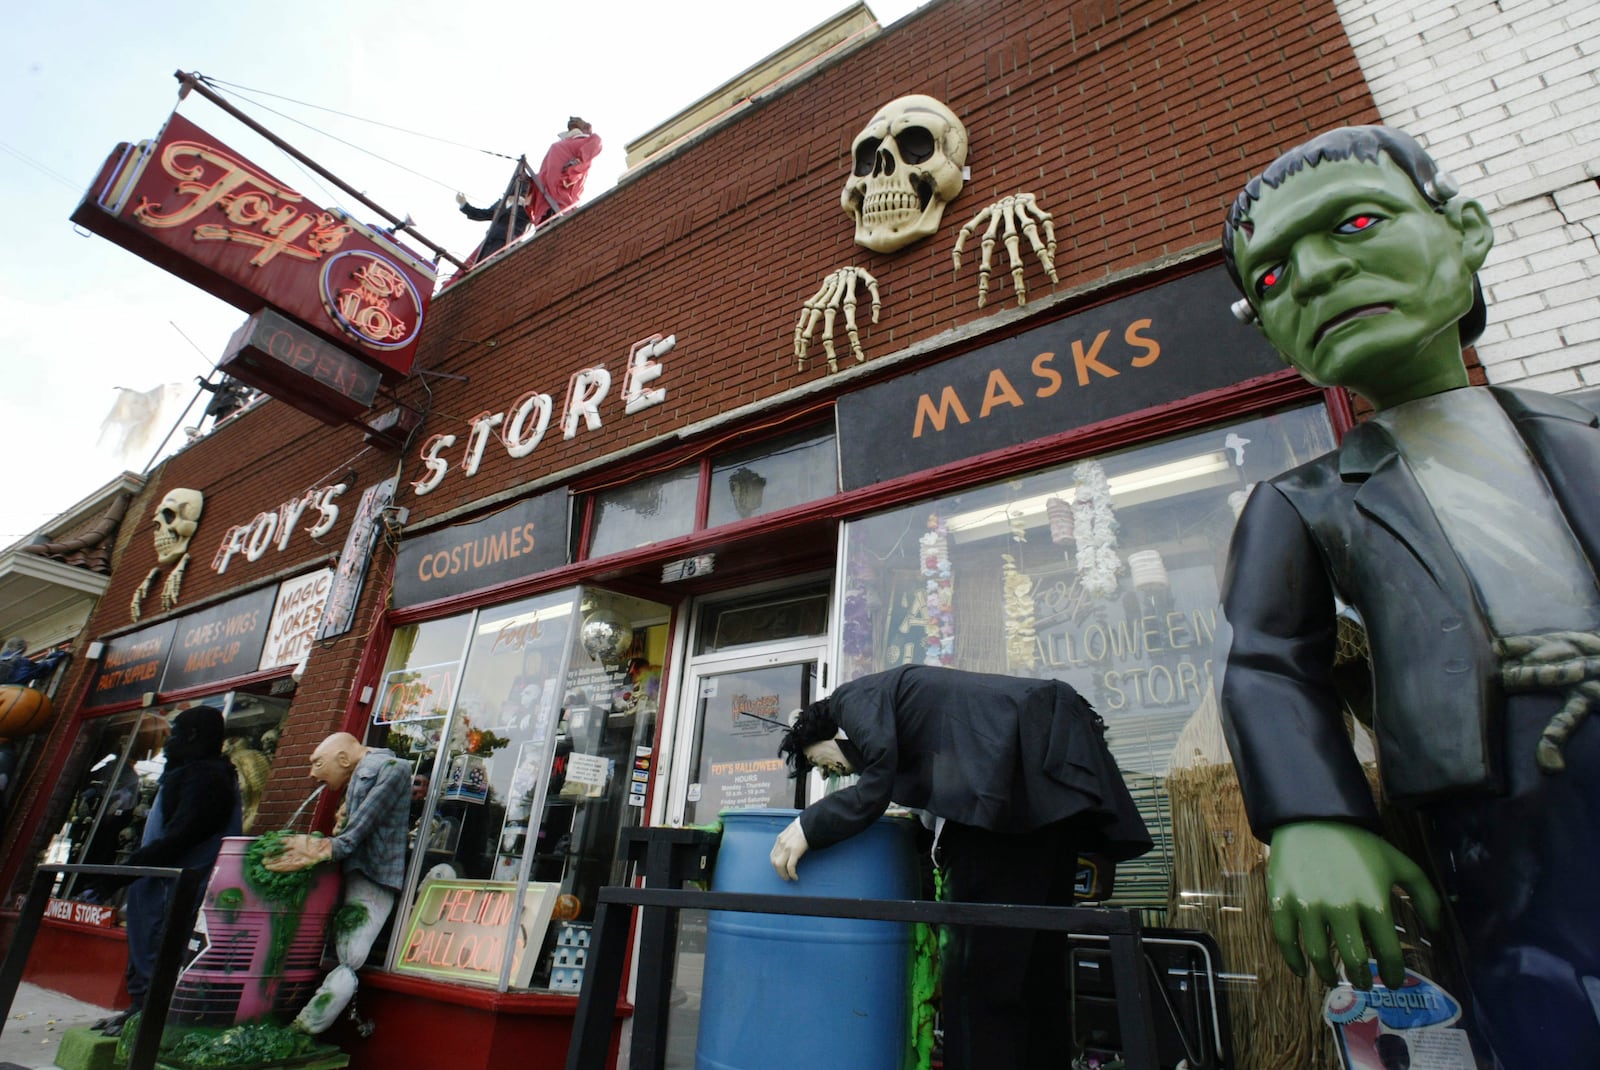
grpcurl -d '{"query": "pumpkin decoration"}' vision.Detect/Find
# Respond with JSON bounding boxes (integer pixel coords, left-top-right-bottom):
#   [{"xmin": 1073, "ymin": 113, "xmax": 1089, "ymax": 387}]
[{"xmin": 0, "ymin": 685, "xmax": 54, "ymax": 740}]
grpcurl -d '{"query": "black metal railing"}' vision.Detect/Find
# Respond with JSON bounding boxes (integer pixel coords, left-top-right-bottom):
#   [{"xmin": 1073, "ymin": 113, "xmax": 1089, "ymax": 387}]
[
  {"xmin": 566, "ymin": 829, "xmax": 1160, "ymax": 1070},
  {"xmin": 0, "ymin": 861, "xmax": 206, "ymax": 1070}
]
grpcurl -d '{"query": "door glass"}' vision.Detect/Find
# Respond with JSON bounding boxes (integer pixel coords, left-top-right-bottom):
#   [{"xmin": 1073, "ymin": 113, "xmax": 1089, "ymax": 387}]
[
  {"xmin": 681, "ymin": 660, "xmax": 814, "ymax": 826},
  {"xmin": 694, "ymin": 587, "xmax": 829, "ymax": 654}
]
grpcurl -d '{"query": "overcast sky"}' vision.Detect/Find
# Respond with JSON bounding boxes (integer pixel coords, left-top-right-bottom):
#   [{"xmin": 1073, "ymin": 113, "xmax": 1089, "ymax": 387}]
[{"xmin": 0, "ymin": 0, "xmax": 922, "ymax": 544}]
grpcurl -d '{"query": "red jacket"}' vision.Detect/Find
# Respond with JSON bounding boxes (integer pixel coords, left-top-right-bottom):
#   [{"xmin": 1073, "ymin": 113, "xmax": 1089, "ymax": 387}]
[{"xmin": 528, "ymin": 130, "xmax": 603, "ymax": 222}]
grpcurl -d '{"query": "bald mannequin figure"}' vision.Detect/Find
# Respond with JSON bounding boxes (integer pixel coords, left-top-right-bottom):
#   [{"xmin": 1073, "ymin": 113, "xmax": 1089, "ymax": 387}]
[{"xmin": 266, "ymin": 732, "xmax": 409, "ymax": 1034}]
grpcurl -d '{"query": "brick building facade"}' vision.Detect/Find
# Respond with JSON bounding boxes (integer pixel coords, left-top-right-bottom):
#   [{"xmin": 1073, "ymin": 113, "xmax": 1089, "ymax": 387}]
[{"xmin": 16, "ymin": 0, "xmax": 1587, "ymax": 1066}]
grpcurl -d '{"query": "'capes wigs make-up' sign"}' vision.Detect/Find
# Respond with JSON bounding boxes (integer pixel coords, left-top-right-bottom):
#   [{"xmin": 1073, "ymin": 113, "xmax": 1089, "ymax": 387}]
[
  {"xmin": 160, "ymin": 586, "xmax": 277, "ymax": 693},
  {"xmin": 70, "ymin": 110, "xmax": 435, "ymax": 420}
]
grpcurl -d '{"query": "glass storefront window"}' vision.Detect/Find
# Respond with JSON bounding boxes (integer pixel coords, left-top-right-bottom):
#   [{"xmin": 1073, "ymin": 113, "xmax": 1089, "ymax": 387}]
[
  {"xmin": 587, "ymin": 464, "xmax": 699, "ymax": 558},
  {"xmin": 372, "ymin": 586, "xmax": 668, "ymax": 993},
  {"xmin": 837, "ymin": 404, "xmax": 1336, "ymax": 1063},
  {"xmin": 840, "ymin": 401, "xmax": 1334, "ymax": 780},
  {"xmin": 587, "ymin": 426, "xmax": 840, "ymax": 560},
  {"xmin": 46, "ymin": 692, "xmax": 291, "ymax": 906},
  {"xmin": 706, "ymin": 425, "xmax": 837, "ymax": 528}
]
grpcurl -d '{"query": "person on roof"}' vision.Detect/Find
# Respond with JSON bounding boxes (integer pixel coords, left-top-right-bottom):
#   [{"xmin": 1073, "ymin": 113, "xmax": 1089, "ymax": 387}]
[{"xmin": 456, "ymin": 116, "xmax": 602, "ymax": 262}]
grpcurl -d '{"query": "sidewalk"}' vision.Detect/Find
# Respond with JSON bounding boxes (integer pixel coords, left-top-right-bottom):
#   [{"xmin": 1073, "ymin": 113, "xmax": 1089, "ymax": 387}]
[{"xmin": 0, "ymin": 982, "xmax": 113, "ymax": 1070}]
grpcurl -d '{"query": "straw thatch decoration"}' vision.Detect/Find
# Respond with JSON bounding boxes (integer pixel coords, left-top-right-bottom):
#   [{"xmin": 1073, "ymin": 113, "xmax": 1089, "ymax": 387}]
[{"xmin": 1167, "ymin": 689, "xmax": 1342, "ymax": 1069}]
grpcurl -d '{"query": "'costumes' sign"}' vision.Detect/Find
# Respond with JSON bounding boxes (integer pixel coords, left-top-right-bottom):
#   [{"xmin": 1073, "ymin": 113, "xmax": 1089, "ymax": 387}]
[
  {"xmin": 835, "ymin": 266, "xmax": 1285, "ymax": 489},
  {"xmin": 392, "ymin": 492, "xmax": 568, "ymax": 608}
]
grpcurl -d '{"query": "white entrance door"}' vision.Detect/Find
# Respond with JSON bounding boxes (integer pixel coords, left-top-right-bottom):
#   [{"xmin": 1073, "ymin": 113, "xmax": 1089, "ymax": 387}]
[{"xmin": 664, "ymin": 640, "xmax": 829, "ymax": 827}]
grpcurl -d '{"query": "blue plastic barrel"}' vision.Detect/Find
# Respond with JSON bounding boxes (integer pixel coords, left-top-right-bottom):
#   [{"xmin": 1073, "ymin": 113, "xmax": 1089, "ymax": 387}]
[{"xmin": 695, "ymin": 808, "xmax": 917, "ymax": 1070}]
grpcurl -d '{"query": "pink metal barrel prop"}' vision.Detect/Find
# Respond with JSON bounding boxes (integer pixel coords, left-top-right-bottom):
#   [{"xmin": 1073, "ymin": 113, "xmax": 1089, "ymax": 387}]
[{"xmin": 169, "ymin": 836, "xmax": 341, "ymax": 1025}]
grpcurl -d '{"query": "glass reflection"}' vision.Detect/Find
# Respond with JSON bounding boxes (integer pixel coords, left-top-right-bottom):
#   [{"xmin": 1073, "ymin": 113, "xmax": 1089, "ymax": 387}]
[
  {"xmin": 836, "ymin": 404, "xmax": 1338, "ymax": 1066},
  {"xmin": 372, "ymin": 587, "xmax": 668, "ymax": 992},
  {"xmin": 588, "ymin": 465, "xmax": 699, "ymax": 558},
  {"xmin": 707, "ymin": 426, "xmax": 837, "ymax": 528}
]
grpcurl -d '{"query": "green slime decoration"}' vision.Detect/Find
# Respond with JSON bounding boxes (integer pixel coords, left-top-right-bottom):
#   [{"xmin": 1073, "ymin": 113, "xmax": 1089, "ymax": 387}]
[
  {"xmin": 332, "ymin": 901, "xmax": 368, "ymax": 938},
  {"xmin": 118, "ymin": 1017, "xmax": 331, "ymax": 1070},
  {"xmin": 214, "ymin": 887, "xmax": 244, "ymax": 925},
  {"xmin": 243, "ymin": 831, "xmax": 324, "ymax": 984},
  {"xmin": 906, "ymin": 922, "xmax": 938, "ymax": 1070}
]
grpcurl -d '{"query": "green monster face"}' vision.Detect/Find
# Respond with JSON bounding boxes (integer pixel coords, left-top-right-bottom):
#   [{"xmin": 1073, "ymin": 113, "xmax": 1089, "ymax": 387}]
[{"xmin": 1232, "ymin": 154, "xmax": 1493, "ymax": 410}]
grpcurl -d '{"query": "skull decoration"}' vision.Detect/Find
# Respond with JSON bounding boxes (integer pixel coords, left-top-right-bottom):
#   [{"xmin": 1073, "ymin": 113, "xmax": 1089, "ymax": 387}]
[
  {"xmin": 842, "ymin": 95, "xmax": 969, "ymax": 253},
  {"xmin": 152, "ymin": 488, "xmax": 204, "ymax": 565}
]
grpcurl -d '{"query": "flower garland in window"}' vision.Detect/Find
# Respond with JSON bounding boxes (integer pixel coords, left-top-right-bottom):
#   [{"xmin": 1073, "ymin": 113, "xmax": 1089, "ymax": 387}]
[
  {"xmin": 840, "ymin": 549, "xmax": 879, "ymax": 680},
  {"xmin": 1001, "ymin": 552, "xmax": 1037, "ymax": 671},
  {"xmin": 920, "ymin": 514, "xmax": 955, "ymax": 666},
  {"xmin": 1071, "ymin": 460, "xmax": 1121, "ymax": 600}
]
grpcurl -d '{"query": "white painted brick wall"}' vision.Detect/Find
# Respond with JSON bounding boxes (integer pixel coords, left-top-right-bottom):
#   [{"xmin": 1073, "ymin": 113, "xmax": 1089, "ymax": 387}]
[{"xmin": 1335, "ymin": 0, "xmax": 1600, "ymax": 392}]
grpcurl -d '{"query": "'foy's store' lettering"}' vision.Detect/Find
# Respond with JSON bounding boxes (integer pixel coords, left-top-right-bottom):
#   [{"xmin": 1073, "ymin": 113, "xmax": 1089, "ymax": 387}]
[
  {"xmin": 411, "ymin": 334, "xmax": 675, "ymax": 497},
  {"xmin": 212, "ymin": 483, "xmax": 348, "ymax": 574}
]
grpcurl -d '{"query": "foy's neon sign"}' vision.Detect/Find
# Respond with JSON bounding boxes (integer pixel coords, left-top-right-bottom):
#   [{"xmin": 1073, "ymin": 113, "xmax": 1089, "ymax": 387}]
[
  {"xmin": 412, "ymin": 334, "xmax": 674, "ymax": 497},
  {"xmin": 72, "ymin": 111, "xmax": 434, "ymax": 380},
  {"xmin": 134, "ymin": 140, "xmax": 351, "ymax": 266}
]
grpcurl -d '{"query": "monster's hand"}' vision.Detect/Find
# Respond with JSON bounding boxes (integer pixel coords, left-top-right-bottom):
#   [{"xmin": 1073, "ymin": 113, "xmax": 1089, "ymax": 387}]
[
  {"xmin": 263, "ymin": 833, "xmax": 334, "ymax": 872},
  {"xmin": 1497, "ymin": 631, "xmax": 1600, "ymax": 771},
  {"xmin": 769, "ymin": 817, "xmax": 810, "ymax": 881},
  {"xmin": 1266, "ymin": 821, "xmax": 1440, "ymax": 989}
]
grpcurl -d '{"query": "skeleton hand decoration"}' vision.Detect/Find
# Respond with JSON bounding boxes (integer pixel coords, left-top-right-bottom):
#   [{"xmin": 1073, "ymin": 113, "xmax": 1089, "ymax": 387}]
[
  {"xmin": 952, "ymin": 193, "xmax": 1059, "ymax": 308},
  {"xmin": 794, "ymin": 266, "xmax": 881, "ymax": 373},
  {"xmin": 161, "ymin": 553, "xmax": 190, "ymax": 613},
  {"xmin": 131, "ymin": 567, "xmax": 161, "ymax": 622}
]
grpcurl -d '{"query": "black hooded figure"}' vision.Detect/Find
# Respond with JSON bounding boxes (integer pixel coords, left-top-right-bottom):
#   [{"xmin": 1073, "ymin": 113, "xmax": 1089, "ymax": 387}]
[{"xmin": 97, "ymin": 706, "xmax": 242, "ymax": 1036}]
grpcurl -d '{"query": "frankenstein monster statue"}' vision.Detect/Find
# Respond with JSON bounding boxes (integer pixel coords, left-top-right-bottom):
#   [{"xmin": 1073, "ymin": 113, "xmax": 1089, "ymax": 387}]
[{"xmin": 1219, "ymin": 125, "xmax": 1600, "ymax": 1068}]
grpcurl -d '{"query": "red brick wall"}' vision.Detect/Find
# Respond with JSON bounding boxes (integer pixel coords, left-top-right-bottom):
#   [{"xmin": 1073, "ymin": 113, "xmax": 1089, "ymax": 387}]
[{"xmin": 397, "ymin": 0, "xmax": 1377, "ymax": 520}]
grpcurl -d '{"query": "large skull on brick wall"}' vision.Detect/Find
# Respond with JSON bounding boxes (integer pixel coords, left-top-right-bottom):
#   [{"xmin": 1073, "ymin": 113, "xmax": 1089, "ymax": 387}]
[
  {"xmin": 152, "ymin": 488, "xmax": 204, "ymax": 565},
  {"xmin": 842, "ymin": 95, "xmax": 969, "ymax": 253}
]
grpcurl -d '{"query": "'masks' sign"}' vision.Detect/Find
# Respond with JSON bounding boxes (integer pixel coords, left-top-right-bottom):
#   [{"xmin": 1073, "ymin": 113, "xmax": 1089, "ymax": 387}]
[{"xmin": 70, "ymin": 111, "xmax": 434, "ymax": 383}]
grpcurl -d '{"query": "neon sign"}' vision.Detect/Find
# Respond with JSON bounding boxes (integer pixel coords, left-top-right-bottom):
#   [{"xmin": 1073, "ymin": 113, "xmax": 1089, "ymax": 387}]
[
  {"xmin": 321, "ymin": 249, "xmax": 424, "ymax": 351},
  {"xmin": 131, "ymin": 140, "xmax": 352, "ymax": 267},
  {"xmin": 71, "ymin": 111, "xmax": 434, "ymax": 383}
]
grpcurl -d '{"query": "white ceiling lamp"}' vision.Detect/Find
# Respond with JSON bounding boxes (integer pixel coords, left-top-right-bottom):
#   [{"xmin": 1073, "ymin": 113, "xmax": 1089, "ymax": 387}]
[{"xmin": 944, "ymin": 451, "xmax": 1233, "ymax": 541}]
